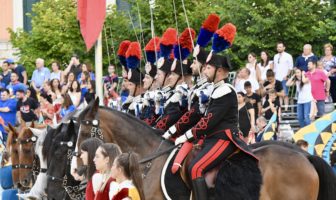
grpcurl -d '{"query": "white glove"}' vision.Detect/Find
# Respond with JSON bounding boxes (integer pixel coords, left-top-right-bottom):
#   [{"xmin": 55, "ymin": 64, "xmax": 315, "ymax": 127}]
[
  {"xmin": 174, "ymin": 130, "xmax": 193, "ymax": 145},
  {"xmin": 155, "ymin": 91, "xmax": 163, "ymax": 102},
  {"xmin": 162, "ymin": 131, "xmax": 172, "ymax": 140},
  {"xmin": 176, "ymin": 83, "xmax": 189, "ymax": 96}
]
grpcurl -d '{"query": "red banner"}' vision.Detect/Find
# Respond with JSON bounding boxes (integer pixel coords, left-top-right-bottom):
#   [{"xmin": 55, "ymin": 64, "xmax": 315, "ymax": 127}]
[{"xmin": 77, "ymin": 0, "xmax": 106, "ymax": 51}]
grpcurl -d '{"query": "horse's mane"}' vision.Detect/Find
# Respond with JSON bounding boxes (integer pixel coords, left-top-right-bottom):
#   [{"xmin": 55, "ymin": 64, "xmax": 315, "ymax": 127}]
[
  {"xmin": 99, "ymin": 106, "xmax": 164, "ymax": 139},
  {"xmin": 42, "ymin": 125, "xmax": 60, "ymax": 159}
]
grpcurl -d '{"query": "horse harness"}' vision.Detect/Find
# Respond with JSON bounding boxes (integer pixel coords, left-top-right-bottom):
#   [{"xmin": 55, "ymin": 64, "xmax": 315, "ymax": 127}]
[
  {"xmin": 47, "ymin": 139, "xmax": 85, "ymax": 200},
  {"xmin": 81, "ymin": 119, "xmax": 103, "ymax": 140}
]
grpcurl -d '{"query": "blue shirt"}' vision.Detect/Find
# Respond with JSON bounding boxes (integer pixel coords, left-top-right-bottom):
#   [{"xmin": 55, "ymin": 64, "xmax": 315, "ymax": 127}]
[
  {"xmin": 1, "ymin": 72, "xmax": 11, "ymax": 86},
  {"xmin": 6, "ymin": 82, "xmax": 27, "ymax": 95},
  {"xmin": 295, "ymin": 55, "xmax": 318, "ymax": 72},
  {"xmin": 77, "ymin": 72, "xmax": 95, "ymax": 82},
  {"xmin": 60, "ymin": 105, "xmax": 76, "ymax": 118},
  {"xmin": 14, "ymin": 64, "xmax": 26, "ymax": 83},
  {"xmin": 31, "ymin": 67, "xmax": 51, "ymax": 88},
  {"xmin": 0, "ymin": 98, "xmax": 17, "ymax": 126}
]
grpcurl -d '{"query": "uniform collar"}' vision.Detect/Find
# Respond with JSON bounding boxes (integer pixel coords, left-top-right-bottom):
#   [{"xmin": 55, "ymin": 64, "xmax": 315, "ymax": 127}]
[{"xmin": 214, "ymin": 80, "xmax": 225, "ymax": 88}]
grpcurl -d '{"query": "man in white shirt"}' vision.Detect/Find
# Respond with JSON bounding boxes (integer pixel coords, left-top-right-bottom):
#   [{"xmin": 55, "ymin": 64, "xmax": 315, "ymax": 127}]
[
  {"xmin": 234, "ymin": 67, "xmax": 259, "ymax": 93},
  {"xmin": 273, "ymin": 42, "xmax": 293, "ymax": 111}
]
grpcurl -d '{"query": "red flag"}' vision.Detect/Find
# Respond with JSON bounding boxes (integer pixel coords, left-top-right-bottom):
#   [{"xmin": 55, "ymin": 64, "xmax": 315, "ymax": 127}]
[{"xmin": 77, "ymin": 0, "xmax": 106, "ymax": 51}]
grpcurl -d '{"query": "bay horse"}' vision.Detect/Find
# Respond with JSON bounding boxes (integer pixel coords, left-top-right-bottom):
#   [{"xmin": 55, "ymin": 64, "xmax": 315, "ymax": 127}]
[
  {"xmin": 71, "ymin": 98, "xmax": 336, "ymax": 200},
  {"xmin": 17, "ymin": 126, "xmax": 49, "ymax": 199},
  {"xmin": 5, "ymin": 123, "xmax": 25, "ymax": 189}
]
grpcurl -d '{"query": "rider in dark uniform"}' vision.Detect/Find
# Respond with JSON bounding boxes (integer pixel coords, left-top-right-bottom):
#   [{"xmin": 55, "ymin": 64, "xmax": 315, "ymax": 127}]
[{"xmin": 174, "ymin": 53, "xmax": 257, "ymax": 200}]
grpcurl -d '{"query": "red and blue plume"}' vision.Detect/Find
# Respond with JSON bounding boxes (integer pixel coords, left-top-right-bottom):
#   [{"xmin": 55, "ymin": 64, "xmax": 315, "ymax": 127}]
[
  {"xmin": 118, "ymin": 40, "xmax": 131, "ymax": 67},
  {"xmin": 212, "ymin": 23, "xmax": 236, "ymax": 53},
  {"xmin": 196, "ymin": 14, "xmax": 220, "ymax": 47},
  {"xmin": 126, "ymin": 42, "xmax": 142, "ymax": 70},
  {"xmin": 145, "ymin": 37, "xmax": 160, "ymax": 64},
  {"xmin": 159, "ymin": 28, "xmax": 177, "ymax": 59},
  {"xmin": 174, "ymin": 28, "xmax": 196, "ymax": 60}
]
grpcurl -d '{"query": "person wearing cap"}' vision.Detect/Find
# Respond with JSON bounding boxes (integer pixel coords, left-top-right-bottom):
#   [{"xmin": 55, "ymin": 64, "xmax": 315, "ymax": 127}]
[
  {"xmin": 16, "ymin": 89, "xmax": 39, "ymax": 125},
  {"xmin": 155, "ymin": 60, "xmax": 193, "ymax": 131},
  {"xmin": 4, "ymin": 58, "xmax": 28, "ymax": 85},
  {"xmin": 31, "ymin": 58, "xmax": 51, "ymax": 91},
  {"xmin": 173, "ymin": 54, "xmax": 258, "ymax": 200}
]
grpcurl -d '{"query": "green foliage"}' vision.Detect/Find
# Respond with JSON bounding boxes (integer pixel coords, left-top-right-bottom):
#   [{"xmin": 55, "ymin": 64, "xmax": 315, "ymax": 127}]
[{"xmin": 9, "ymin": 0, "xmax": 336, "ymax": 75}]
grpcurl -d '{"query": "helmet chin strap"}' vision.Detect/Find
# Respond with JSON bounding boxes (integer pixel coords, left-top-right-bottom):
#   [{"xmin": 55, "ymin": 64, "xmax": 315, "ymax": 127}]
[
  {"xmin": 133, "ymin": 85, "xmax": 138, "ymax": 97},
  {"xmin": 212, "ymin": 68, "xmax": 218, "ymax": 83}
]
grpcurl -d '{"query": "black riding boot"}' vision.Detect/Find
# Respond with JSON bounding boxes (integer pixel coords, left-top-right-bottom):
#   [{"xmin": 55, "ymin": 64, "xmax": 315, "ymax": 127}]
[{"xmin": 192, "ymin": 177, "xmax": 208, "ymax": 200}]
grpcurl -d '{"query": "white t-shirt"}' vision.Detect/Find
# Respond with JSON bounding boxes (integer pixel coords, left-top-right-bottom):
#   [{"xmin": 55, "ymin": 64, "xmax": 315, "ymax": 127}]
[
  {"xmin": 296, "ymin": 81, "xmax": 313, "ymax": 104},
  {"xmin": 258, "ymin": 61, "xmax": 273, "ymax": 81},
  {"xmin": 235, "ymin": 78, "xmax": 259, "ymax": 94},
  {"xmin": 273, "ymin": 52, "xmax": 293, "ymax": 81},
  {"xmin": 246, "ymin": 63, "xmax": 258, "ymax": 83}
]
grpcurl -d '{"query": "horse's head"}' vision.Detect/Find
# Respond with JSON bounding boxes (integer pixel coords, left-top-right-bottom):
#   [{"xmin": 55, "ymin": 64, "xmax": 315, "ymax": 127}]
[
  {"xmin": 29, "ymin": 126, "xmax": 48, "ymax": 168},
  {"xmin": 17, "ymin": 122, "xmax": 38, "ymax": 188},
  {"xmin": 5, "ymin": 123, "xmax": 20, "ymax": 188},
  {"xmin": 46, "ymin": 120, "xmax": 80, "ymax": 199}
]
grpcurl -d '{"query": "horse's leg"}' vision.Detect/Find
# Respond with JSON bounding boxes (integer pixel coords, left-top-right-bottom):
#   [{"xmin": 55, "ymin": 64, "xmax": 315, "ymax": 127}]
[{"xmin": 256, "ymin": 146, "xmax": 319, "ymax": 200}]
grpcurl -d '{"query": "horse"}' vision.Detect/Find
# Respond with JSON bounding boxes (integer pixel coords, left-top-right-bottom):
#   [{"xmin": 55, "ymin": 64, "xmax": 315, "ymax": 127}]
[
  {"xmin": 17, "ymin": 126, "xmax": 49, "ymax": 199},
  {"xmin": 43, "ymin": 120, "xmax": 84, "ymax": 200},
  {"xmin": 5, "ymin": 123, "xmax": 25, "ymax": 189},
  {"xmin": 70, "ymin": 98, "xmax": 336, "ymax": 200}
]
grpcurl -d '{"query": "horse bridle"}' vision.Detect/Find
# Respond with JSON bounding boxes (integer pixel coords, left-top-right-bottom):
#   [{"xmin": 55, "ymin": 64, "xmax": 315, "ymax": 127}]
[
  {"xmin": 80, "ymin": 119, "xmax": 103, "ymax": 140},
  {"xmin": 47, "ymin": 140, "xmax": 84, "ymax": 200}
]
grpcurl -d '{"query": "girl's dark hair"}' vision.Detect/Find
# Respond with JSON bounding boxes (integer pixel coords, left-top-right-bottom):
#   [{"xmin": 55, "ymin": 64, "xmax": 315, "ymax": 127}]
[
  {"xmin": 116, "ymin": 152, "xmax": 145, "ymax": 200},
  {"xmin": 237, "ymin": 91, "xmax": 245, "ymax": 97},
  {"xmin": 80, "ymin": 138, "xmax": 104, "ymax": 180},
  {"xmin": 27, "ymin": 87, "xmax": 38, "ymax": 102},
  {"xmin": 52, "ymin": 61, "xmax": 60, "ymax": 69},
  {"xmin": 51, "ymin": 78, "xmax": 61, "ymax": 92},
  {"xmin": 89, "ymin": 80, "xmax": 96, "ymax": 93},
  {"xmin": 82, "ymin": 71, "xmax": 90, "ymax": 83},
  {"xmin": 84, "ymin": 63, "xmax": 93, "ymax": 72},
  {"xmin": 260, "ymin": 51, "xmax": 270, "ymax": 67},
  {"xmin": 40, "ymin": 92, "xmax": 53, "ymax": 104},
  {"xmin": 62, "ymin": 93, "xmax": 73, "ymax": 109},
  {"xmin": 99, "ymin": 143, "xmax": 121, "ymax": 168},
  {"xmin": 70, "ymin": 80, "xmax": 81, "ymax": 93},
  {"xmin": 294, "ymin": 69, "xmax": 305, "ymax": 89}
]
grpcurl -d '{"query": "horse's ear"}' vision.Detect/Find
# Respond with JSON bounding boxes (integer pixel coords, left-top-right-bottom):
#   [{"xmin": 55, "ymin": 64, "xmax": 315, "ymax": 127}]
[
  {"xmin": 29, "ymin": 127, "xmax": 46, "ymax": 137},
  {"xmin": 4, "ymin": 125, "xmax": 9, "ymax": 133},
  {"xmin": 7, "ymin": 123, "xmax": 17, "ymax": 137},
  {"xmin": 86, "ymin": 97, "xmax": 100, "ymax": 119}
]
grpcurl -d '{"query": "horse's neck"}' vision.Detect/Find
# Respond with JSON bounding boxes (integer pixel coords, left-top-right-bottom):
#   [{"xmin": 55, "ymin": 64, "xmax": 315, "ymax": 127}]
[{"xmin": 100, "ymin": 109, "xmax": 164, "ymax": 158}]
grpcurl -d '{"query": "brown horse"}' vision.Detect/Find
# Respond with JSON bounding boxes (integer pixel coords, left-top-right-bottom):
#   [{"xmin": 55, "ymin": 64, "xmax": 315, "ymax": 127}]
[
  {"xmin": 71, "ymin": 98, "xmax": 336, "ymax": 200},
  {"xmin": 5, "ymin": 123, "xmax": 22, "ymax": 188}
]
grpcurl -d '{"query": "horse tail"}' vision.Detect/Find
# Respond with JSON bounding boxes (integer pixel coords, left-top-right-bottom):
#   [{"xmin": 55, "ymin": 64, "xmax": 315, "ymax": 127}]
[
  {"xmin": 307, "ymin": 155, "xmax": 336, "ymax": 200},
  {"xmin": 215, "ymin": 151, "xmax": 262, "ymax": 200}
]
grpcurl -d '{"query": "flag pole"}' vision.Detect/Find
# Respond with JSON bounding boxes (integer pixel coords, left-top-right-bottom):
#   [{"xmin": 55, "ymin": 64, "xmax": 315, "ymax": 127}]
[{"xmin": 95, "ymin": 32, "xmax": 104, "ymax": 106}]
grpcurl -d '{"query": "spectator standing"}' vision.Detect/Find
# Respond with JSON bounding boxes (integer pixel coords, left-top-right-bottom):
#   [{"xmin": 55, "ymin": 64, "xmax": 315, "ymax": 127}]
[
  {"xmin": 16, "ymin": 89, "xmax": 39, "ymax": 124},
  {"xmin": 0, "ymin": 62, "xmax": 11, "ymax": 87},
  {"xmin": 50, "ymin": 61, "xmax": 63, "ymax": 83},
  {"xmin": 39, "ymin": 93, "xmax": 55, "ymax": 126},
  {"xmin": 6, "ymin": 72, "xmax": 27, "ymax": 96},
  {"xmin": 244, "ymin": 81, "xmax": 262, "ymax": 121},
  {"xmin": 85, "ymin": 80, "xmax": 96, "ymax": 104},
  {"xmin": 237, "ymin": 92, "xmax": 255, "ymax": 139},
  {"xmin": 273, "ymin": 42, "xmax": 293, "ymax": 111},
  {"xmin": 262, "ymin": 89, "xmax": 280, "ymax": 120},
  {"xmin": 77, "ymin": 63, "xmax": 95, "ymax": 82},
  {"xmin": 286, "ymin": 69, "xmax": 313, "ymax": 127},
  {"xmin": 245, "ymin": 53, "xmax": 261, "ymax": 83},
  {"xmin": 93, "ymin": 143, "xmax": 122, "ymax": 199},
  {"xmin": 262, "ymin": 69, "xmax": 284, "ymax": 100},
  {"xmin": 31, "ymin": 58, "xmax": 51, "ymax": 91},
  {"xmin": 60, "ymin": 94, "xmax": 76, "ymax": 118},
  {"xmin": 64, "ymin": 54, "xmax": 82, "ymax": 78},
  {"xmin": 5, "ymin": 58, "xmax": 28, "ymax": 85},
  {"xmin": 320, "ymin": 43, "xmax": 336, "ymax": 103},
  {"xmin": 295, "ymin": 44, "xmax": 318, "ymax": 72},
  {"xmin": 234, "ymin": 68, "xmax": 259, "ymax": 93},
  {"xmin": 62, "ymin": 72, "xmax": 76, "ymax": 94},
  {"xmin": 258, "ymin": 51, "xmax": 273, "ymax": 83},
  {"xmin": 104, "ymin": 65, "xmax": 119, "ymax": 105},
  {"xmin": 305, "ymin": 60, "xmax": 330, "ymax": 117},
  {"xmin": 109, "ymin": 152, "xmax": 144, "ymax": 200},
  {"xmin": 0, "ymin": 89, "xmax": 17, "ymax": 141},
  {"xmin": 68, "ymin": 80, "xmax": 81, "ymax": 107}
]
